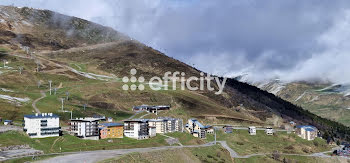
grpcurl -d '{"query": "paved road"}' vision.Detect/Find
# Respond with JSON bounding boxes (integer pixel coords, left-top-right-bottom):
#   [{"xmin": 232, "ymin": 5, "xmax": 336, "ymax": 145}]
[
  {"xmin": 37, "ymin": 142, "xmax": 215, "ymax": 163},
  {"xmin": 32, "ymin": 90, "xmax": 46, "ymax": 114},
  {"xmin": 212, "ymin": 125, "xmax": 289, "ymax": 132},
  {"xmin": 0, "ymin": 125, "xmax": 22, "ymax": 133},
  {"xmin": 139, "ymin": 112, "xmax": 150, "ymax": 119}
]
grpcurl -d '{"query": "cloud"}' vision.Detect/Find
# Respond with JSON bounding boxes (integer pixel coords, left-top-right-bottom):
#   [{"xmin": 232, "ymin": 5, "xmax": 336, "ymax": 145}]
[
  {"xmin": 2, "ymin": 0, "xmax": 350, "ymax": 83},
  {"xmin": 282, "ymin": 10, "xmax": 350, "ymax": 83}
]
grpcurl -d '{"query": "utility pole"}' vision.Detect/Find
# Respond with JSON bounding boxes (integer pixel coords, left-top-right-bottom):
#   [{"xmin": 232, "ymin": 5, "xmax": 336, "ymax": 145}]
[
  {"xmin": 66, "ymin": 92, "xmax": 69, "ymax": 100},
  {"xmin": 19, "ymin": 66, "xmax": 23, "ymax": 74},
  {"xmin": 3, "ymin": 60, "xmax": 7, "ymax": 68},
  {"xmin": 48, "ymin": 80, "xmax": 52, "ymax": 95},
  {"xmin": 61, "ymin": 98, "xmax": 64, "ymax": 111},
  {"xmin": 36, "ymin": 63, "xmax": 40, "ymax": 72},
  {"xmin": 214, "ymin": 127, "xmax": 217, "ymax": 144}
]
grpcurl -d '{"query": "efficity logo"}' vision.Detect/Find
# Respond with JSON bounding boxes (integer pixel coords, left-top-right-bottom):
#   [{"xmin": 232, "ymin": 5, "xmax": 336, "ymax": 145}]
[{"xmin": 122, "ymin": 68, "xmax": 227, "ymax": 95}]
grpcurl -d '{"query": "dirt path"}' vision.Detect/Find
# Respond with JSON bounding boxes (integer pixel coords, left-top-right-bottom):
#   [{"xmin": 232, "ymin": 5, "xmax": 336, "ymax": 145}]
[
  {"xmin": 32, "ymin": 90, "xmax": 46, "ymax": 113},
  {"xmin": 50, "ymin": 137, "xmax": 64, "ymax": 152}
]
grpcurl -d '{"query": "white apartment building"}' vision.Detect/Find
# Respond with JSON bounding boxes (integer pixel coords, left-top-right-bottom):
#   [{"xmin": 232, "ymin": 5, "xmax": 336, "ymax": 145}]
[
  {"xmin": 265, "ymin": 127, "xmax": 274, "ymax": 135},
  {"xmin": 296, "ymin": 125, "xmax": 318, "ymax": 141},
  {"xmin": 148, "ymin": 117, "xmax": 183, "ymax": 134},
  {"xmin": 186, "ymin": 119, "xmax": 206, "ymax": 139},
  {"xmin": 69, "ymin": 117, "xmax": 102, "ymax": 140},
  {"xmin": 149, "ymin": 126, "xmax": 156, "ymax": 137},
  {"xmin": 248, "ymin": 126, "xmax": 256, "ymax": 135},
  {"xmin": 124, "ymin": 119, "xmax": 149, "ymax": 140},
  {"xmin": 23, "ymin": 113, "xmax": 60, "ymax": 138},
  {"xmin": 148, "ymin": 119, "xmax": 167, "ymax": 134}
]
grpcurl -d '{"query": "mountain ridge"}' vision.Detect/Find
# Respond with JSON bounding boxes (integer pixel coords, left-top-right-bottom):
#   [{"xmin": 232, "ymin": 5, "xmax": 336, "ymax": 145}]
[{"xmin": 0, "ymin": 5, "xmax": 349, "ymax": 142}]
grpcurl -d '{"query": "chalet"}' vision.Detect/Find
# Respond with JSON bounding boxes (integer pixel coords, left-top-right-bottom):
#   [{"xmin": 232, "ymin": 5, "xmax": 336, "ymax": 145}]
[
  {"xmin": 248, "ymin": 126, "xmax": 256, "ymax": 135},
  {"xmin": 204, "ymin": 125, "xmax": 214, "ymax": 134},
  {"xmin": 3, "ymin": 120, "xmax": 12, "ymax": 125},
  {"xmin": 223, "ymin": 125, "xmax": 233, "ymax": 133},
  {"xmin": 296, "ymin": 125, "xmax": 318, "ymax": 141}
]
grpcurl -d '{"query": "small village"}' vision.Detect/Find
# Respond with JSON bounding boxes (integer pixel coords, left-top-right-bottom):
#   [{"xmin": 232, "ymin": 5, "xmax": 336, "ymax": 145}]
[
  {"xmin": 1, "ymin": 103, "xmax": 349, "ymax": 162},
  {"xmin": 1, "ymin": 105, "xmax": 322, "ymax": 142}
]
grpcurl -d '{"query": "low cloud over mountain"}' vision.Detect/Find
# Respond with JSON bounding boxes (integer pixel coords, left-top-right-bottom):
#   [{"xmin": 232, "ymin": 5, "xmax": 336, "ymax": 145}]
[{"xmin": 3, "ymin": 0, "xmax": 350, "ymax": 83}]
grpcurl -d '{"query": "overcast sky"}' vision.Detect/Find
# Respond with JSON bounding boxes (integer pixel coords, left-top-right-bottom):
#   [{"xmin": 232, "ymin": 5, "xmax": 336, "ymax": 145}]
[{"xmin": 2, "ymin": 0, "xmax": 350, "ymax": 83}]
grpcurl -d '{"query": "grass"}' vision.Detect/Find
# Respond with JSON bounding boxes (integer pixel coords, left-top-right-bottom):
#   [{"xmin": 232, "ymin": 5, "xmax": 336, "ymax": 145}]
[
  {"xmin": 165, "ymin": 132, "xmax": 206, "ymax": 145},
  {"xmin": 190, "ymin": 145, "xmax": 233, "ymax": 163},
  {"xmin": 100, "ymin": 145, "xmax": 232, "ymax": 163},
  {"xmin": 0, "ymin": 131, "xmax": 168, "ymax": 154},
  {"xmin": 206, "ymin": 129, "xmax": 330, "ymax": 156},
  {"xmin": 234, "ymin": 155, "xmax": 347, "ymax": 163}
]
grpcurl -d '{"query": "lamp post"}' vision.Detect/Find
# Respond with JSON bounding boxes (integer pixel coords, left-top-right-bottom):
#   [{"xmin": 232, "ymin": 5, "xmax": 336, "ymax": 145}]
[
  {"xmin": 61, "ymin": 98, "xmax": 64, "ymax": 111},
  {"xmin": 48, "ymin": 80, "xmax": 52, "ymax": 95}
]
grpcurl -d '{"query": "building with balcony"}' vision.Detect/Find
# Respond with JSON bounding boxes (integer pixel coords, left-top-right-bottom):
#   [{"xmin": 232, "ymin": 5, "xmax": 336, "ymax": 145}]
[
  {"xmin": 69, "ymin": 117, "xmax": 102, "ymax": 140},
  {"xmin": 23, "ymin": 113, "xmax": 60, "ymax": 138},
  {"xmin": 99, "ymin": 123, "xmax": 124, "ymax": 139},
  {"xmin": 148, "ymin": 117, "xmax": 183, "ymax": 134},
  {"xmin": 186, "ymin": 119, "xmax": 206, "ymax": 139},
  {"xmin": 296, "ymin": 125, "xmax": 318, "ymax": 141},
  {"xmin": 123, "ymin": 119, "xmax": 149, "ymax": 140},
  {"xmin": 248, "ymin": 126, "xmax": 256, "ymax": 135}
]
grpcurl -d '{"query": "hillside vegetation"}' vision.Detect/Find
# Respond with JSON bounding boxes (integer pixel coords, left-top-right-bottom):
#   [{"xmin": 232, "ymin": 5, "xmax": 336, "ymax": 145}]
[{"xmin": 0, "ymin": 5, "xmax": 349, "ymax": 143}]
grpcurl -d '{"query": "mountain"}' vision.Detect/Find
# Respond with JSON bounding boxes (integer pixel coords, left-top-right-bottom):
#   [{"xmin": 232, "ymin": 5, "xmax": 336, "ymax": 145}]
[
  {"xmin": 0, "ymin": 5, "xmax": 349, "ymax": 141},
  {"xmin": 236, "ymin": 72, "xmax": 350, "ymax": 127}
]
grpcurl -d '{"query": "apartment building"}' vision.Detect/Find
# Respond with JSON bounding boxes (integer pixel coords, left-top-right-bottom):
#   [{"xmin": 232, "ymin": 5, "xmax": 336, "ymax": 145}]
[
  {"xmin": 99, "ymin": 123, "xmax": 124, "ymax": 139},
  {"xmin": 148, "ymin": 117, "xmax": 183, "ymax": 134},
  {"xmin": 148, "ymin": 126, "xmax": 156, "ymax": 137},
  {"xmin": 296, "ymin": 125, "xmax": 318, "ymax": 141},
  {"xmin": 248, "ymin": 126, "xmax": 256, "ymax": 135},
  {"xmin": 265, "ymin": 127, "xmax": 274, "ymax": 135},
  {"xmin": 148, "ymin": 119, "xmax": 167, "ymax": 134},
  {"xmin": 69, "ymin": 117, "xmax": 102, "ymax": 140},
  {"xmin": 123, "ymin": 119, "xmax": 149, "ymax": 140},
  {"xmin": 186, "ymin": 119, "xmax": 206, "ymax": 139},
  {"xmin": 23, "ymin": 113, "xmax": 60, "ymax": 138}
]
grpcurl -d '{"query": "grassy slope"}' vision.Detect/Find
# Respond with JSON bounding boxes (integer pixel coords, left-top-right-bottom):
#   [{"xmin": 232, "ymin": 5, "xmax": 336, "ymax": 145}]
[
  {"xmin": 101, "ymin": 145, "xmax": 232, "ymax": 163},
  {"xmin": 0, "ymin": 131, "xmax": 169, "ymax": 153},
  {"xmin": 277, "ymin": 82, "xmax": 350, "ymax": 126},
  {"xmin": 234, "ymin": 155, "xmax": 348, "ymax": 163},
  {"xmin": 165, "ymin": 132, "xmax": 206, "ymax": 145},
  {"xmin": 206, "ymin": 130, "xmax": 330, "ymax": 155}
]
